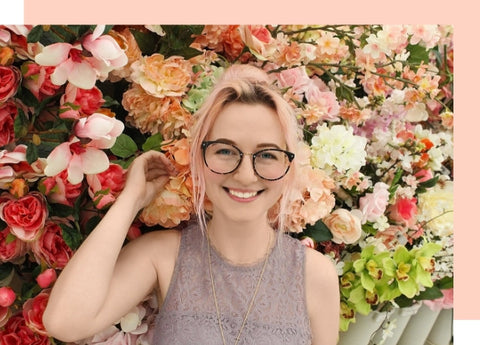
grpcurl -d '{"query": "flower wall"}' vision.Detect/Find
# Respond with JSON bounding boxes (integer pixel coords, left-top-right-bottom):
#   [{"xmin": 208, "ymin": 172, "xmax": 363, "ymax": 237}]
[{"xmin": 0, "ymin": 24, "xmax": 453, "ymax": 344}]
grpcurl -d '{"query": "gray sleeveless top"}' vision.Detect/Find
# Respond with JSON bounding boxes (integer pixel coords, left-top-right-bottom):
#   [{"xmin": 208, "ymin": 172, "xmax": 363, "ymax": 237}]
[{"xmin": 152, "ymin": 222, "xmax": 312, "ymax": 345}]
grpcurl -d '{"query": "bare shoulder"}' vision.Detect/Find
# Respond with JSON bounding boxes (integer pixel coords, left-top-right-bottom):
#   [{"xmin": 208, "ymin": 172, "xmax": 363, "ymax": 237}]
[
  {"xmin": 304, "ymin": 247, "xmax": 340, "ymax": 345},
  {"xmin": 304, "ymin": 247, "xmax": 338, "ymax": 287}
]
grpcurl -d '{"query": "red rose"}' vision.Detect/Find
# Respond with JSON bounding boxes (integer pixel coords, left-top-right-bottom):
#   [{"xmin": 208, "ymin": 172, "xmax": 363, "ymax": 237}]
[
  {"xmin": 0, "ymin": 227, "xmax": 26, "ymax": 262},
  {"xmin": 0, "ymin": 101, "xmax": 17, "ymax": 147},
  {"xmin": 0, "ymin": 313, "xmax": 49, "ymax": 345},
  {"xmin": 0, "ymin": 192, "xmax": 48, "ymax": 242},
  {"xmin": 59, "ymin": 83, "xmax": 105, "ymax": 119},
  {"xmin": 30, "ymin": 220, "xmax": 73, "ymax": 269},
  {"xmin": 22, "ymin": 290, "xmax": 49, "ymax": 336},
  {"xmin": 38, "ymin": 170, "xmax": 83, "ymax": 206},
  {"xmin": 0, "ymin": 66, "xmax": 20, "ymax": 103},
  {"xmin": 86, "ymin": 163, "xmax": 126, "ymax": 209},
  {"xmin": 22, "ymin": 62, "xmax": 60, "ymax": 101}
]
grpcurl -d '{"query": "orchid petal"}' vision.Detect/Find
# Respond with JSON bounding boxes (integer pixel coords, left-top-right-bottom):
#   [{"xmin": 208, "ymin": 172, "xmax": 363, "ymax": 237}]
[
  {"xmin": 67, "ymin": 153, "xmax": 85, "ymax": 184},
  {"xmin": 34, "ymin": 43, "xmax": 72, "ymax": 66},
  {"xmin": 81, "ymin": 148, "xmax": 110, "ymax": 175},
  {"xmin": 85, "ymin": 36, "xmax": 123, "ymax": 61},
  {"xmin": 50, "ymin": 60, "xmax": 73, "ymax": 86},
  {"xmin": 75, "ymin": 114, "xmax": 115, "ymax": 139},
  {"xmin": 0, "ymin": 166, "xmax": 15, "ymax": 179},
  {"xmin": 44, "ymin": 142, "xmax": 72, "ymax": 177},
  {"xmin": 67, "ymin": 60, "xmax": 97, "ymax": 89},
  {"xmin": 91, "ymin": 25, "xmax": 106, "ymax": 41}
]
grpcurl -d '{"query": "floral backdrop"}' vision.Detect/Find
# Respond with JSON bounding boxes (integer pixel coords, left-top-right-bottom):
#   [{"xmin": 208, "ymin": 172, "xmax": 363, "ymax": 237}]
[{"xmin": 0, "ymin": 24, "xmax": 453, "ymax": 344}]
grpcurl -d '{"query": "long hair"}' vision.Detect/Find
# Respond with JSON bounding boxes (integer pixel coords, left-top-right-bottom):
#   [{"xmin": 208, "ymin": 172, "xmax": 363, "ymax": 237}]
[{"xmin": 189, "ymin": 64, "xmax": 301, "ymax": 233}]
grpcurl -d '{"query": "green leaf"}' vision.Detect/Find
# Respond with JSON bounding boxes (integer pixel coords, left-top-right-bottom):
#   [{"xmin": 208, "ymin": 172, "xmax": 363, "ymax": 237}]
[
  {"xmin": 407, "ymin": 44, "xmax": 430, "ymax": 65},
  {"xmin": 61, "ymin": 223, "xmax": 83, "ymax": 251},
  {"xmin": 435, "ymin": 276, "xmax": 453, "ymax": 290},
  {"xmin": 27, "ymin": 25, "xmax": 46, "ymax": 43},
  {"xmin": 0, "ymin": 263, "xmax": 14, "ymax": 283},
  {"xmin": 142, "ymin": 132, "xmax": 163, "ymax": 152},
  {"xmin": 83, "ymin": 215, "xmax": 102, "ymax": 236},
  {"xmin": 26, "ymin": 144, "xmax": 38, "ymax": 164},
  {"xmin": 157, "ymin": 25, "xmax": 204, "ymax": 58},
  {"xmin": 130, "ymin": 29, "xmax": 160, "ymax": 56},
  {"xmin": 14, "ymin": 108, "xmax": 29, "ymax": 139},
  {"xmin": 5, "ymin": 233, "xmax": 16, "ymax": 245},
  {"xmin": 415, "ymin": 286, "xmax": 444, "ymax": 301},
  {"xmin": 110, "ymin": 134, "xmax": 138, "ymax": 158},
  {"xmin": 417, "ymin": 175, "xmax": 440, "ymax": 191},
  {"xmin": 303, "ymin": 219, "xmax": 333, "ymax": 243},
  {"xmin": 49, "ymin": 203, "xmax": 75, "ymax": 218}
]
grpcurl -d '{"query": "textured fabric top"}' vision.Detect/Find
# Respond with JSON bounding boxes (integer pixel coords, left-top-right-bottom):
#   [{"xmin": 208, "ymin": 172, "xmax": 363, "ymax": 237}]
[{"xmin": 152, "ymin": 222, "xmax": 312, "ymax": 345}]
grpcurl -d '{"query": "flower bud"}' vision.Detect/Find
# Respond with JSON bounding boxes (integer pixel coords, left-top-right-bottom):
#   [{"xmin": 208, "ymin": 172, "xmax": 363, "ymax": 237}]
[
  {"xmin": 36, "ymin": 268, "xmax": 57, "ymax": 288},
  {"xmin": 0, "ymin": 287, "xmax": 16, "ymax": 307}
]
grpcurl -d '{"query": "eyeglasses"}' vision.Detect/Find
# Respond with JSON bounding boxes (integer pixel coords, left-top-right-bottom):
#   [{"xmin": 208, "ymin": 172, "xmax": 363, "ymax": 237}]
[{"xmin": 201, "ymin": 140, "xmax": 295, "ymax": 181}]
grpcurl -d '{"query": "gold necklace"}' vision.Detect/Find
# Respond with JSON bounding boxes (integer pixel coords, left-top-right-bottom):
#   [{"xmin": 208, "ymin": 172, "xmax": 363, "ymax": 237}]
[{"xmin": 206, "ymin": 231, "xmax": 271, "ymax": 345}]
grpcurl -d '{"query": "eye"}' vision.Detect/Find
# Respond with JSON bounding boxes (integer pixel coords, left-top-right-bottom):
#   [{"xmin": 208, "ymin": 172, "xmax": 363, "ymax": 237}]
[{"xmin": 257, "ymin": 150, "xmax": 280, "ymax": 160}]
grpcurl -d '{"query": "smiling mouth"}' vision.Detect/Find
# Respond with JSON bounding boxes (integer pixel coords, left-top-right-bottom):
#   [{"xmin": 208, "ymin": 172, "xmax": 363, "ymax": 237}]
[{"xmin": 224, "ymin": 188, "xmax": 263, "ymax": 199}]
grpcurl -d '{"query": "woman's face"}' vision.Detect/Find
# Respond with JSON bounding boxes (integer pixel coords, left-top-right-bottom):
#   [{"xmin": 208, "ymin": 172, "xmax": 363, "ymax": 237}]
[{"xmin": 203, "ymin": 102, "xmax": 288, "ymax": 225}]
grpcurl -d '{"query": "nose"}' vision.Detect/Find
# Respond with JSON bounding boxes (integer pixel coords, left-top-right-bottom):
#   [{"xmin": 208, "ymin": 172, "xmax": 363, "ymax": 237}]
[{"xmin": 232, "ymin": 155, "xmax": 258, "ymax": 184}]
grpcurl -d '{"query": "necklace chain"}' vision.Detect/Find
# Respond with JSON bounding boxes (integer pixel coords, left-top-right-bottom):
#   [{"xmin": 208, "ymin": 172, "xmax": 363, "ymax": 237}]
[{"xmin": 207, "ymin": 232, "xmax": 271, "ymax": 345}]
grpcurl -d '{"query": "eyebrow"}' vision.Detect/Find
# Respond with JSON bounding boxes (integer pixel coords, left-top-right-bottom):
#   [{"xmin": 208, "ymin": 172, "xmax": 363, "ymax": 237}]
[{"xmin": 210, "ymin": 138, "xmax": 283, "ymax": 150}]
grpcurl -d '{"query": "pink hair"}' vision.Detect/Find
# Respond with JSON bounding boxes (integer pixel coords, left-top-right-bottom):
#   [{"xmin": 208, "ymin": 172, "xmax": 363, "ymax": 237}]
[{"xmin": 189, "ymin": 64, "xmax": 301, "ymax": 233}]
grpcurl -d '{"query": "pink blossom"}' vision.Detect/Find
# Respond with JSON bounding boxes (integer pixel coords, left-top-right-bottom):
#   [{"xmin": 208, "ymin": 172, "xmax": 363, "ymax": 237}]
[
  {"xmin": 44, "ymin": 139, "xmax": 110, "ymax": 184},
  {"xmin": 277, "ymin": 66, "xmax": 311, "ymax": 95},
  {"xmin": 0, "ymin": 144, "xmax": 27, "ymax": 165},
  {"xmin": 388, "ymin": 196, "xmax": 418, "ymax": 227},
  {"xmin": 300, "ymin": 236, "xmax": 316, "ymax": 249},
  {"xmin": 238, "ymin": 25, "xmax": 273, "ymax": 59},
  {"xmin": 74, "ymin": 113, "xmax": 124, "ymax": 149},
  {"xmin": 408, "ymin": 25, "xmax": 441, "ymax": 49},
  {"xmin": 415, "ymin": 169, "xmax": 433, "ymax": 183},
  {"xmin": 34, "ymin": 42, "xmax": 97, "ymax": 89},
  {"xmin": 82, "ymin": 25, "xmax": 128, "ymax": 76},
  {"xmin": 0, "ymin": 287, "xmax": 15, "ymax": 308},
  {"xmin": 36, "ymin": 269, "xmax": 57, "ymax": 288},
  {"xmin": 358, "ymin": 182, "xmax": 390, "ymax": 223},
  {"xmin": 22, "ymin": 62, "xmax": 61, "ymax": 101},
  {"xmin": 305, "ymin": 87, "xmax": 340, "ymax": 122},
  {"xmin": 423, "ymin": 288, "xmax": 453, "ymax": 311}
]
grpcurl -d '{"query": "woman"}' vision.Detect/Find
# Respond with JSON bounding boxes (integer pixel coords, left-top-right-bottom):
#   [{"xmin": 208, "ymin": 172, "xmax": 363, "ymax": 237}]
[{"xmin": 43, "ymin": 64, "xmax": 340, "ymax": 345}]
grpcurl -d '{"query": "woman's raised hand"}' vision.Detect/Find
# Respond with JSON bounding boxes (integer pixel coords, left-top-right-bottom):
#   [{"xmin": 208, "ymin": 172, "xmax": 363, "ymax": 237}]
[{"xmin": 121, "ymin": 150, "xmax": 178, "ymax": 211}]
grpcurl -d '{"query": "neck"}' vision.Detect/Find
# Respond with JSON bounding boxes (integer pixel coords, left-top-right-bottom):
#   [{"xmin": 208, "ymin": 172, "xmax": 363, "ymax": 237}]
[{"xmin": 207, "ymin": 216, "xmax": 275, "ymax": 265}]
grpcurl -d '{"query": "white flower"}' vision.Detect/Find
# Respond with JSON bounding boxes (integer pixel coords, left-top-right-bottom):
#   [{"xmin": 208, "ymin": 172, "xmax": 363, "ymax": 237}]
[
  {"xmin": 417, "ymin": 180, "xmax": 453, "ymax": 236},
  {"xmin": 310, "ymin": 124, "xmax": 367, "ymax": 176}
]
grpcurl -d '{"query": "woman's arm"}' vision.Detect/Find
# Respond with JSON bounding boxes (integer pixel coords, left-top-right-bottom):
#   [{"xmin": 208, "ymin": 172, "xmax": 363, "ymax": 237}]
[
  {"xmin": 42, "ymin": 151, "xmax": 177, "ymax": 342},
  {"xmin": 305, "ymin": 248, "xmax": 341, "ymax": 345}
]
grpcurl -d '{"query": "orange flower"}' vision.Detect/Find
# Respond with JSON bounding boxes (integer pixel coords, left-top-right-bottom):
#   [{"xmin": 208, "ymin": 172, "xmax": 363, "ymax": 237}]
[
  {"xmin": 123, "ymin": 83, "xmax": 193, "ymax": 139},
  {"xmin": 192, "ymin": 25, "xmax": 245, "ymax": 61},
  {"xmin": 130, "ymin": 53, "xmax": 192, "ymax": 98}
]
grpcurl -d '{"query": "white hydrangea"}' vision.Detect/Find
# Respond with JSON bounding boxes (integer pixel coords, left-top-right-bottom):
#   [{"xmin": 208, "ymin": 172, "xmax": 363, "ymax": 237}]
[
  {"xmin": 310, "ymin": 124, "xmax": 367, "ymax": 176},
  {"xmin": 417, "ymin": 180, "xmax": 453, "ymax": 236}
]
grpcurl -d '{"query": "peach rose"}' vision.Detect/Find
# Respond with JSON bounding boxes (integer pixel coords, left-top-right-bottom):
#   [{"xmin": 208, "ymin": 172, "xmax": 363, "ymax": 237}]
[
  {"xmin": 123, "ymin": 83, "xmax": 193, "ymax": 139},
  {"xmin": 131, "ymin": 53, "xmax": 192, "ymax": 98},
  {"xmin": 323, "ymin": 208, "xmax": 362, "ymax": 244}
]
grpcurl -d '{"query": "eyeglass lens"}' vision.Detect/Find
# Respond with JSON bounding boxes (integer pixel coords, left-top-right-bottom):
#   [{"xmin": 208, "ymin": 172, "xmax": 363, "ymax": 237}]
[{"xmin": 203, "ymin": 142, "xmax": 292, "ymax": 180}]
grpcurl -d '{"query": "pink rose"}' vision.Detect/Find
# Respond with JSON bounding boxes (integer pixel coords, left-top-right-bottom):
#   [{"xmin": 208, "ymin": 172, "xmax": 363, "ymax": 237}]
[
  {"xmin": 415, "ymin": 168, "xmax": 433, "ymax": 183},
  {"xmin": 277, "ymin": 66, "xmax": 311, "ymax": 95},
  {"xmin": 0, "ymin": 66, "xmax": 21, "ymax": 103},
  {"xmin": 0, "ymin": 227, "xmax": 26, "ymax": 261},
  {"xmin": 388, "ymin": 196, "xmax": 418, "ymax": 227},
  {"xmin": 30, "ymin": 220, "xmax": 73, "ymax": 269},
  {"xmin": 305, "ymin": 88, "xmax": 340, "ymax": 122},
  {"xmin": 0, "ymin": 101, "xmax": 17, "ymax": 147},
  {"xmin": 300, "ymin": 237, "xmax": 316, "ymax": 249},
  {"xmin": 238, "ymin": 25, "xmax": 273, "ymax": 58},
  {"xmin": 59, "ymin": 83, "xmax": 105, "ymax": 119},
  {"xmin": 0, "ymin": 287, "xmax": 15, "ymax": 308},
  {"xmin": 0, "ymin": 312, "xmax": 50, "ymax": 344},
  {"xmin": 323, "ymin": 208, "xmax": 362, "ymax": 244},
  {"xmin": 36, "ymin": 269, "xmax": 57, "ymax": 289},
  {"xmin": 0, "ymin": 306, "xmax": 10, "ymax": 328},
  {"xmin": 22, "ymin": 290, "xmax": 49, "ymax": 336},
  {"xmin": 359, "ymin": 182, "xmax": 390, "ymax": 223},
  {"xmin": 0, "ymin": 192, "xmax": 48, "ymax": 242},
  {"xmin": 22, "ymin": 62, "xmax": 60, "ymax": 101},
  {"xmin": 38, "ymin": 170, "xmax": 83, "ymax": 206},
  {"xmin": 86, "ymin": 163, "xmax": 126, "ymax": 209}
]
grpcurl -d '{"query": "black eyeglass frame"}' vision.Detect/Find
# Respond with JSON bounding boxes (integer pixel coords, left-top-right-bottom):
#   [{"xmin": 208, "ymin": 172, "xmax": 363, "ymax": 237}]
[{"xmin": 201, "ymin": 140, "xmax": 295, "ymax": 181}]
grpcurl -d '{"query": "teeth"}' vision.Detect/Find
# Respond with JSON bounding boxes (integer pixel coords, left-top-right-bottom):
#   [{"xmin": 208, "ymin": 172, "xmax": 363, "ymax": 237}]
[{"xmin": 228, "ymin": 189, "xmax": 258, "ymax": 199}]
